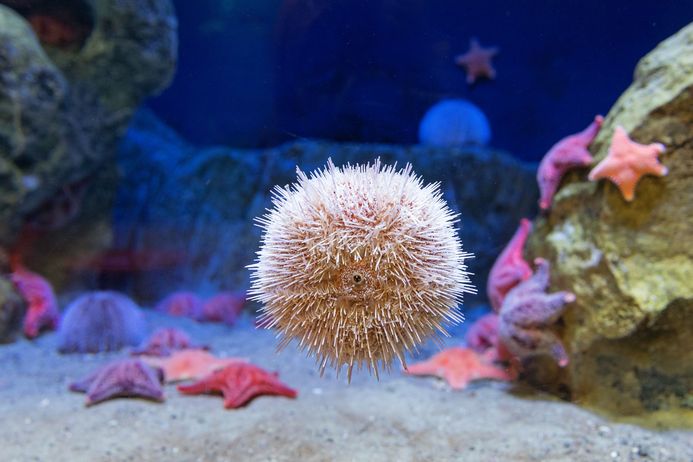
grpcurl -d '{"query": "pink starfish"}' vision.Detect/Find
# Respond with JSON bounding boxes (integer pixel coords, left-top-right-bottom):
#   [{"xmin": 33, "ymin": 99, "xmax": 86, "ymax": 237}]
[
  {"xmin": 498, "ymin": 258, "xmax": 575, "ymax": 367},
  {"xmin": 487, "ymin": 218, "xmax": 533, "ymax": 312},
  {"xmin": 405, "ymin": 347, "xmax": 510, "ymax": 390},
  {"xmin": 177, "ymin": 363, "xmax": 297, "ymax": 409},
  {"xmin": 537, "ymin": 115, "xmax": 603, "ymax": 210},
  {"xmin": 588, "ymin": 125, "xmax": 668, "ymax": 201},
  {"xmin": 155, "ymin": 291, "xmax": 204, "ymax": 320},
  {"xmin": 201, "ymin": 292, "xmax": 246, "ymax": 325},
  {"xmin": 69, "ymin": 358, "xmax": 165, "ymax": 406},
  {"xmin": 131, "ymin": 327, "xmax": 207, "ymax": 357},
  {"xmin": 10, "ymin": 266, "xmax": 59, "ymax": 339},
  {"xmin": 464, "ymin": 313, "xmax": 500, "ymax": 353},
  {"xmin": 454, "ymin": 38, "xmax": 499, "ymax": 84}
]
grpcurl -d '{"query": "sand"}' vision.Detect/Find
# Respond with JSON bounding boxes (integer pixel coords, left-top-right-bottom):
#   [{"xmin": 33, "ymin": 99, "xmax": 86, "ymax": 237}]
[{"xmin": 0, "ymin": 311, "xmax": 691, "ymax": 462}]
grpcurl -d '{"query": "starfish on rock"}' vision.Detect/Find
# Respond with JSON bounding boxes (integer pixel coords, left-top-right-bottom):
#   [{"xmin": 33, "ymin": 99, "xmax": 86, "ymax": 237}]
[
  {"xmin": 142, "ymin": 349, "xmax": 244, "ymax": 383},
  {"xmin": 537, "ymin": 115, "xmax": 603, "ymax": 210},
  {"xmin": 588, "ymin": 125, "xmax": 667, "ymax": 201},
  {"xmin": 10, "ymin": 265, "xmax": 60, "ymax": 339},
  {"xmin": 405, "ymin": 347, "xmax": 510, "ymax": 390},
  {"xmin": 69, "ymin": 358, "xmax": 164, "ymax": 406},
  {"xmin": 498, "ymin": 258, "xmax": 575, "ymax": 367},
  {"xmin": 487, "ymin": 218, "xmax": 533, "ymax": 312},
  {"xmin": 177, "ymin": 363, "xmax": 298, "ymax": 409},
  {"xmin": 454, "ymin": 38, "xmax": 499, "ymax": 84}
]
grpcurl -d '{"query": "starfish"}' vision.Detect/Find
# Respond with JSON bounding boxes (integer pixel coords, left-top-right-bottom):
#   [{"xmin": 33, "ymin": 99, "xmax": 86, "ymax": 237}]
[
  {"xmin": 69, "ymin": 359, "xmax": 164, "ymax": 406},
  {"xmin": 10, "ymin": 266, "xmax": 60, "ymax": 339},
  {"xmin": 405, "ymin": 347, "xmax": 510, "ymax": 390},
  {"xmin": 155, "ymin": 291, "xmax": 204, "ymax": 320},
  {"xmin": 454, "ymin": 38, "xmax": 499, "ymax": 84},
  {"xmin": 201, "ymin": 292, "xmax": 246, "ymax": 325},
  {"xmin": 588, "ymin": 125, "xmax": 667, "ymax": 201},
  {"xmin": 177, "ymin": 363, "xmax": 298, "ymax": 409},
  {"xmin": 131, "ymin": 327, "xmax": 207, "ymax": 357},
  {"xmin": 486, "ymin": 218, "xmax": 533, "ymax": 312},
  {"xmin": 498, "ymin": 258, "xmax": 575, "ymax": 367},
  {"xmin": 538, "ymin": 115, "xmax": 603, "ymax": 210},
  {"xmin": 464, "ymin": 313, "xmax": 500, "ymax": 353},
  {"xmin": 141, "ymin": 349, "xmax": 244, "ymax": 383}
]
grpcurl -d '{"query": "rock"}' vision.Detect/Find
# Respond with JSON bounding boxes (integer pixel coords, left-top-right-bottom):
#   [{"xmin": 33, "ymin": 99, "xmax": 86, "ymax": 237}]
[
  {"xmin": 116, "ymin": 110, "xmax": 537, "ymax": 305},
  {"xmin": 0, "ymin": 276, "xmax": 25, "ymax": 343},
  {"xmin": 525, "ymin": 24, "xmax": 693, "ymax": 426}
]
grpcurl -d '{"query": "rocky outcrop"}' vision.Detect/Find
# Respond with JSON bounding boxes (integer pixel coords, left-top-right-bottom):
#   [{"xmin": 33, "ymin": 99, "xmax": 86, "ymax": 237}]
[
  {"xmin": 526, "ymin": 24, "xmax": 693, "ymax": 426},
  {"xmin": 0, "ymin": 0, "xmax": 176, "ymax": 287},
  {"xmin": 115, "ymin": 110, "xmax": 538, "ymax": 305},
  {"xmin": 0, "ymin": 276, "xmax": 24, "ymax": 343}
]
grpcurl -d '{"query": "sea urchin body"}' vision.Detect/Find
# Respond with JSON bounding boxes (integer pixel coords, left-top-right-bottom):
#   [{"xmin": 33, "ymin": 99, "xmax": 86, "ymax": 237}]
[{"xmin": 248, "ymin": 159, "xmax": 474, "ymax": 380}]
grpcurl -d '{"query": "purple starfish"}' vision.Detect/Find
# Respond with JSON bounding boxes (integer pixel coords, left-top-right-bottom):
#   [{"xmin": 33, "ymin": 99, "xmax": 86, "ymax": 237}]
[
  {"xmin": 498, "ymin": 258, "xmax": 575, "ymax": 367},
  {"xmin": 131, "ymin": 327, "xmax": 207, "ymax": 357},
  {"xmin": 69, "ymin": 358, "xmax": 165, "ymax": 406}
]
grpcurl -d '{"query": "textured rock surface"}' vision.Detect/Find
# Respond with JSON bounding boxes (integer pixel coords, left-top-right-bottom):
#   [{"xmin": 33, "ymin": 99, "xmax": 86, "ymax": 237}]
[
  {"xmin": 0, "ymin": 0, "xmax": 176, "ymax": 286},
  {"xmin": 0, "ymin": 276, "xmax": 25, "ymax": 343},
  {"xmin": 526, "ymin": 23, "xmax": 693, "ymax": 426},
  {"xmin": 116, "ymin": 110, "xmax": 538, "ymax": 305}
]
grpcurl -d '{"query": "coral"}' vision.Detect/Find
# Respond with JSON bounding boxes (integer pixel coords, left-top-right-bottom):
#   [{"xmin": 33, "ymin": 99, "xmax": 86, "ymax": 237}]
[
  {"xmin": 486, "ymin": 218, "xmax": 532, "ymax": 312},
  {"xmin": 249, "ymin": 159, "xmax": 474, "ymax": 380},
  {"xmin": 418, "ymin": 99, "xmax": 491, "ymax": 147},
  {"xmin": 155, "ymin": 291, "xmax": 204, "ymax": 320},
  {"xmin": 10, "ymin": 264, "xmax": 59, "ymax": 338},
  {"xmin": 588, "ymin": 125, "xmax": 668, "ymax": 201},
  {"xmin": 69, "ymin": 358, "xmax": 164, "ymax": 406},
  {"xmin": 177, "ymin": 363, "xmax": 297, "ymax": 409},
  {"xmin": 498, "ymin": 258, "xmax": 575, "ymax": 367},
  {"xmin": 454, "ymin": 38, "xmax": 498, "ymax": 84},
  {"xmin": 537, "ymin": 115, "xmax": 603, "ymax": 210},
  {"xmin": 141, "ymin": 349, "xmax": 245, "ymax": 383},
  {"xmin": 405, "ymin": 347, "xmax": 510, "ymax": 390},
  {"xmin": 131, "ymin": 327, "xmax": 206, "ymax": 357},
  {"xmin": 57, "ymin": 291, "xmax": 146, "ymax": 353},
  {"xmin": 201, "ymin": 291, "xmax": 246, "ymax": 325}
]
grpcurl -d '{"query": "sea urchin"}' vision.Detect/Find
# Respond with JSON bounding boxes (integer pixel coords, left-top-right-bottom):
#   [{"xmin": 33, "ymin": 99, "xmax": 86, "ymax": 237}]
[{"xmin": 248, "ymin": 159, "xmax": 474, "ymax": 380}]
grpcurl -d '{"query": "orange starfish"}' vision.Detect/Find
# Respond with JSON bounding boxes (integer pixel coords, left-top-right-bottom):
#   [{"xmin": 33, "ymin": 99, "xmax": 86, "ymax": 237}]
[
  {"xmin": 177, "ymin": 363, "xmax": 297, "ymax": 409},
  {"xmin": 454, "ymin": 38, "xmax": 499, "ymax": 84},
  {"xmin": 405, "ymin": 347, "xmax": 510, "ymax": 390},
  {"xmin": 141, "ymin": 349, "xmax": 245, "ymax": 383},
  {"xmin": 588, "ymin": 126, "xmax": 668, "ymax": 201}
]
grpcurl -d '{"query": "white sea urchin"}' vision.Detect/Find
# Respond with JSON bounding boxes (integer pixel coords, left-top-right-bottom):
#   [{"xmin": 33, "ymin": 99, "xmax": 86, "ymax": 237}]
[{"xmin": 248, "ymin": 159, "xmax": 474, "ymax": 380}]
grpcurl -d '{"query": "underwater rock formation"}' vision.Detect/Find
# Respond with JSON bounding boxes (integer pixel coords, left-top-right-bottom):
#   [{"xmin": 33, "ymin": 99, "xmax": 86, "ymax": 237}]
[
  {"xmin": 526, "ymin": 23, "xmax": 693, "ymax": 426},
  {"xmin": 57, "ymin": 291, "xmax": 146, "ymax": 353},
  {"xmin": 116, "ymin": 110, "xmax": 537, "ymax": 306},
  {"xmin": 0, "ymin": 0, "xmax": 177, "ymax": 290},
  {"xmin": 0, "ymin": 276, "xmax": 25, "ymax": 343},
  {"xmin": 418, "ymin": 99, "xmax": 491, "ymax": 147}
]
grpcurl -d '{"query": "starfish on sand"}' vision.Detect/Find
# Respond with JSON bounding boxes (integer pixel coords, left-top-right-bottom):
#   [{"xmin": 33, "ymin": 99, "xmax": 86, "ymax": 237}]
[
  {"xmin": 69, "ymin": 359, "xmax": 164, "ymax": 406},
  {"xmin": 487, "ymin": 218, "xmax": 533, "ymax": 312},
  {"xmin": 177, "ymin": 363, "xmax": 298, "ymax": 409},
  {"xmin": 141, "ymin": 349, "xmax": 245, "ymax": 383},
  {"xmin": 131, "ymin": 327, "xmax": 207, "ymax": 357},
  {"xmin": 537, "ymin": 115, "xmax": 603, "ymax": 210},
  {"xmin": 588, "ymin": 125, "xmax": 667, "ymax": 201},
  {"xmin": 454, "ymin": 38, "xmax": 499, "ymax": 84},
  {"xmin": 405, "ymin": 347, "xmax": 510, "ymax": 390}
]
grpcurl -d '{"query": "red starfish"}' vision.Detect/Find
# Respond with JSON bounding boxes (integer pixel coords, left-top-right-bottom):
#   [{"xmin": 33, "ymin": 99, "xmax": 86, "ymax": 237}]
[
  {"xmin": 69, "ymin": 359, "xmax": 165, "ymax": 406},
  {"xmin": 454, "ymin": 38, "xmax": 499, "ymax": 84},
  {"xmin": 10, "ymin": 265, "xmax": 59, "ymax": 339},
  {"xmin": 177, "ymin": 363, "xmax": 298, "ymax": 409},
  {"xmin": 537, "ymin": 115, "xmax": 603, "ymax": 210},
  {"xmin": 588, "ymin": 125, "xmax": 668, "ymax": 201},
  {"xmin": 405, "ymin": 347, "xmax": 510, "ymax": 390},
  {"xmin": 486, "ymin": 218, "xmax": 533, "ymax": 312}
]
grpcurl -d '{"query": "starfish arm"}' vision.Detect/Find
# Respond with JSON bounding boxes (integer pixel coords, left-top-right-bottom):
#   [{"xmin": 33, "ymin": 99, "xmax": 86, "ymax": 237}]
[
  {"xmin": 501, "ymin": 291, "xmax": 574, "ymax": 328},
  {"xmin": 501, "ymin": 326, "xmax": 569, "ymax": 366}
]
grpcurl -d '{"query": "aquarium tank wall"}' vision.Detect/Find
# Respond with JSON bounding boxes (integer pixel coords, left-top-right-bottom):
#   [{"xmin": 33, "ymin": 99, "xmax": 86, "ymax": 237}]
[{"xmin": 0, "ymin": 1, "xmax": 691, "ymax": 461}]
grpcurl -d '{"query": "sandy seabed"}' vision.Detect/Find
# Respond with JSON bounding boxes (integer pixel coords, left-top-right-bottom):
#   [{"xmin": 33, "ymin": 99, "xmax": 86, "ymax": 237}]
[{"xmin": 0, "ymin": 311, "xmax": 691, "ymax": 462}]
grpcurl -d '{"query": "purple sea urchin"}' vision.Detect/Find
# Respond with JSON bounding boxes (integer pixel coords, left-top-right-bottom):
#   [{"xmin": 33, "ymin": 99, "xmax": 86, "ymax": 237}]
[
  {"xmin": 58, "ymin": 291, "xmax": 146, "ymax": 353},
  {"xmin": 249, "ymin": 159, "xmax": 474, "ymax": 380}
]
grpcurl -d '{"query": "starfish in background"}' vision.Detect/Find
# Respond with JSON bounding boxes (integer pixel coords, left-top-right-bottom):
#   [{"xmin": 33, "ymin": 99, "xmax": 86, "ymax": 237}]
[
  {"xmin": 464, "ymin": 312, "xmax": 500, "ymax": 353},
  {"xmin": 537, "ymin": 115, "xmax": 603, "ymax": 210},
  {"xmin": 487, "ymin": 218, "xmax": 533, "ymax": 312},
  {"xmin": 405, "ymin": 347, "xmax": 510, "ymax": 390},
  {"xmin": 498, "ymin": 258, "xmax": 575, "ymax": 367},
  {"xmin": 177, "ymin": 363, "xmax": 297, "ymax": 409},
  {"xmin": 142, "ymin": 349, "xmax": 245, "ymax": 382},
  {"xmin": 131, "ymin": 327, "xmax": 207, "ymax": 357},
  {"xmin": 588, "ymin": 126, "xmax": 668, "ymax": 201},
  {"xmin": 69, "ymin": 359, "xmax": 164, "ymax": 406},
  {"xmin": 10, "ymin": 265, "xmax": 60, "ymax": 339},
  {"xmin": 454, "ymin": 38, "xmax": 499, "ymax": 84}
]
